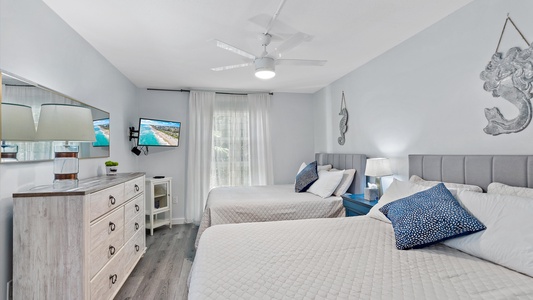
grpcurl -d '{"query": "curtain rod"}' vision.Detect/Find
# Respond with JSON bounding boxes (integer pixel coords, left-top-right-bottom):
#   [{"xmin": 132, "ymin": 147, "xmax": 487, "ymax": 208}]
[{"xmin": 147, "ymin": 88, "xmax": 273, "ymax": 96}]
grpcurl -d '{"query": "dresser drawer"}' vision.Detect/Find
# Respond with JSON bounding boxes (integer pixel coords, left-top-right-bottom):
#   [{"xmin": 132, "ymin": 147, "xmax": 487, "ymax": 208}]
[
  {"xmin": 125, "ymin": 212, "xmax": 144, "ymax": 242},
  {"xmin": 125, "ymin": 177, "xmax": 144, "ymax": 200},
  {"xmin": 90, "ymin": 242, "xmax": 129, "ymax": 300},
  {"xmin": 89, "ymin": 209, "xmax": 125, "ymax": 279},
  {"xmin": 90, "ymin": 184, "xmax": 125, "ymax": 221},
  {"xmin": 125, "ymin": 194, "xmax": 143, "ymax": 222},
  {"xmin": 124, "ymin": 227, "xmax": 146, "ymax": 274}
]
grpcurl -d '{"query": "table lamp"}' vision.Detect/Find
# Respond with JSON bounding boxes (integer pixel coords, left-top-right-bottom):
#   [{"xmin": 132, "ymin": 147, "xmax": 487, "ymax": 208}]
[
  {"xmin": 35, "ymin": 104, "xmax": 95, "ymax": 188},
  {"xmin": 1, "ymin": 103, "xmax": 36, "ymax": 161},
  {"xmin": 365, "ymin": 158, "xmax": 393, "ymax": 198}
]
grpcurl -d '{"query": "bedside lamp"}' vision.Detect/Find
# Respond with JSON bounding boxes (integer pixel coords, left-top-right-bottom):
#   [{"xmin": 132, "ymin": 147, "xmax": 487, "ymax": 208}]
[
  {"xmin": 365, "ymin": 158, "xmax": 393, "ymax": 198},
  {"xmin": 1, "ymin": 103, "xmax": 36, "ymax": 161},
  {"xmin": 35, "ymin": 104, "xmax": 95, "ymax": 188}
]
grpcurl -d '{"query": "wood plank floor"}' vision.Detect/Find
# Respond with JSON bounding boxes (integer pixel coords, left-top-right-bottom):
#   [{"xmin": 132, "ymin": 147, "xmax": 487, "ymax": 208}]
[{"xmin": 115, "ymin": 224, "xmax": 198, "ymax": 300}]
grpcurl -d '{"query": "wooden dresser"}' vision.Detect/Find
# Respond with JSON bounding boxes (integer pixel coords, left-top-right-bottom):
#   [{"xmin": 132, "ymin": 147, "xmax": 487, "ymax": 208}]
[{"xmin": 12, "ymin": 172, "xmax": 146, "ymax": 300}]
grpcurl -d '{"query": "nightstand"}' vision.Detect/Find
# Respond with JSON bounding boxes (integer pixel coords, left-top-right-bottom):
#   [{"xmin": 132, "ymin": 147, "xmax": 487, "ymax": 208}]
[{"xmin": 342, "ymin": 194, "xmax": 378, "ymax": 217}]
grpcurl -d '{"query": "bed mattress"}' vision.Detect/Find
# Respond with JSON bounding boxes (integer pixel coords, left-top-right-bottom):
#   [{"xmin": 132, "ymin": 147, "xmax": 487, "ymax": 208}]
[
  {"xmin": 195, "ymin": 184, "xmax": 344, "ymax": 247},
  {"xmin": 189, "ymin": 216, "xmax": 533, "ymax": 299}
]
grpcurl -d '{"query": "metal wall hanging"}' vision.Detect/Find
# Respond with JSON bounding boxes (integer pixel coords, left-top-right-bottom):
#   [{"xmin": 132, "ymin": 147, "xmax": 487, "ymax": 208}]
[
  {"xmin": 338, "ymin": 91, "xmax": 348, "ymax": 145},
  {"xmin": 480, "ymin": 15, "xmax": 533, "ymax": 136}
]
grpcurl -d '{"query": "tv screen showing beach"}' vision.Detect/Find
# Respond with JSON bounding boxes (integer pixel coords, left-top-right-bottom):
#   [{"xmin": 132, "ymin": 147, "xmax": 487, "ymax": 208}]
[
  {"xmin": 93, "ymin": 118, "xmax": 110, "ymax": 147},
  {"xmin": 138, "ymin": 118, "xmax": 180, "ymax": 147}
]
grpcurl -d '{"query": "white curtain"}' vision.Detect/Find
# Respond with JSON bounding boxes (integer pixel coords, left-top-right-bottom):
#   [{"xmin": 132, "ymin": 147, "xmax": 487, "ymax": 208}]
[
  {"xmin": 248, "ymin": 93, "xmax": 274, "ymax": 185},
  {"xmin": 210, "ymin": 94, "xmax": 250, "ymax": 188},
  {"xmin": 186, "ymin": 91, "xmax": 215, "ymax": 225}
]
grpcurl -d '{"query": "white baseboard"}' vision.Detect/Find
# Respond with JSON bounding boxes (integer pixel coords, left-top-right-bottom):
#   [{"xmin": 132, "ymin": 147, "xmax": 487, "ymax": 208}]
[{"xmin": 172, "ymin": 217, "xmax": 186, "ymax": 225}]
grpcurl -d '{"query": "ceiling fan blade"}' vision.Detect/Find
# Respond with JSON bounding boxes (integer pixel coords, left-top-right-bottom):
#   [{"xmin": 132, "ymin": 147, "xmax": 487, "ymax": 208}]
[
  {"xmin": 274, "ymin": 32, "xmax": 313, "ymax": 57},
  {"xmin": 264, "ymin": 0, "xmax": 288, "ymax": 34},
  {"xmin": 276, "ymin": 59, "xmax": 327, "ymax": 66},
  {"xmin": 249, "ymin": 14, "xmax": 296, "ymax": 36},
  {"xmin": 214, "ymin": 40, "xmax": 256, "ymax": 60},
  {"xmin": 211, "ymin": 63, "xmax": 252, "ymax": 71}
]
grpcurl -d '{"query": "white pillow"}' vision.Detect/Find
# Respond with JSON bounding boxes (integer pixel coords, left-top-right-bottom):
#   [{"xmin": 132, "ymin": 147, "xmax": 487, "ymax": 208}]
[
  {"xmin": 487, "ymin": 182, "xmax": 533, "ymax": 198},
  {"xmin": 332, "ymin": 169, "xmax": 356, "ymax": 196},
  {"xmin": 410, "ymin": 175, "xmax": 483, "ymax": 193},
  {"xmin": 444, "ymin": 191, "xmax": 533, "ymax": 277},
  {"xmin": 367, "ymin": 179, "xmax": 431, "ymax": 223},
  {"xmin": 307, "ymin": 169, "xmax": 344, "ymax": 198}
]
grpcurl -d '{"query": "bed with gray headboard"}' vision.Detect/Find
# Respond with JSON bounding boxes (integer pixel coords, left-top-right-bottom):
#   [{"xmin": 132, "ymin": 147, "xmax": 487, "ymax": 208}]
[
  {"xmin": 409, "ymin": 154, "xmax": 533, "ymax": 191},
  {"xmin": 189, "ymin": 154, "xmax": 533, "ymax": 299},
  {"xmin": 195, "ymin": 153, "xmax": 367, "ymax": 247}
]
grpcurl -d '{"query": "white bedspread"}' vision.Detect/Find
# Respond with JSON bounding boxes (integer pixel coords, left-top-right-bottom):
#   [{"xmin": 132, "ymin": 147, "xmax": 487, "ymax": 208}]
[
  {"xmin": 189, "ymin": 216, "xmax": 533, "ymax": 299},
  {"xmin": 195, "ymin": 184, "xmax": 344, "ymax": 247}
]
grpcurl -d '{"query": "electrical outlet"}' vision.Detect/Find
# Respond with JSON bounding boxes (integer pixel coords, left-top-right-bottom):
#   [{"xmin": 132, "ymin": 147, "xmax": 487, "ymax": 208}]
[
  {"xmin": 6, "ymin": 280, "xmax": 13, "ymax": 300},
  {"xmin": 172, "ymin": 197, "xmax": 178, "ymax": 204}
]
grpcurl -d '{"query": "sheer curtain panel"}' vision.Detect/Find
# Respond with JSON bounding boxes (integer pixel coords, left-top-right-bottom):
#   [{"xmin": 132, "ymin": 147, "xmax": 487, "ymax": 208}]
[
  {"xmin": 248, "ymin": 93, "xmax": 274, "ymax": 185},
  {"xmin": 186, "ymin": 91, "xmax": 215, "ymax": 224}
]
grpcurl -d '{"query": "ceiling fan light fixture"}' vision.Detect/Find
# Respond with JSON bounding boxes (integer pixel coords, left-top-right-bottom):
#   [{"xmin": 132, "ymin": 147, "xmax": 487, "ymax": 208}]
[{"xmin": 254, "ymin": 57, "xmax": 276, "ymax": 79}]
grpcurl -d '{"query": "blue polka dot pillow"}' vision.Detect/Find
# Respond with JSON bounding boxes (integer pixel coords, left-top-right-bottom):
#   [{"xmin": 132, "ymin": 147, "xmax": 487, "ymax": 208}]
[
  {"xmin": 295, "ymin": 161, "xmax": 319, "ymax": 193},
  {"xmin": 379, "ymin": 183, "xmax": 486, "ymax": 250}
]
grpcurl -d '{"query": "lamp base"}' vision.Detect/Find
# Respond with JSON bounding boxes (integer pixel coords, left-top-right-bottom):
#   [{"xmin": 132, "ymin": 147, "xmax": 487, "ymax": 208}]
[{"xmin": 53, "ymin": 144, "xmax": 79, "ymax": 189}]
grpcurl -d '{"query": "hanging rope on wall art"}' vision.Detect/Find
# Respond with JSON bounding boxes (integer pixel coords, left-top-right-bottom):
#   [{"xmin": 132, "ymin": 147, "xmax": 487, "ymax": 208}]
[
  {"xmin": 338, "ymin": 91, "xmax": 348, "ymax": 145},
  {"xmin": 480, "ymin": 14, "xmax": 533, "ymax": 136}
]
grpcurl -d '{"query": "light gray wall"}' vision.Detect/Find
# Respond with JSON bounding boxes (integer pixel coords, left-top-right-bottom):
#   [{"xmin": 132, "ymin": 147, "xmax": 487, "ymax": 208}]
[
  {"xmin": 313, "ymin": 0, "xmax": 533, "ymax": 182},
  {"xmin": 137, "ymin": 91, "xmax": 316, "ymax": 221},
  {"xmin": 0, "ymin": 0, "xmax": 139, "ymax": 297},
  {"xmin": 136, "ymin": 89, "xmax": 189, "ymax": 224},
  {"xmin": 270, "ymin": 93, "xmax": 316, "ymax": 184}
]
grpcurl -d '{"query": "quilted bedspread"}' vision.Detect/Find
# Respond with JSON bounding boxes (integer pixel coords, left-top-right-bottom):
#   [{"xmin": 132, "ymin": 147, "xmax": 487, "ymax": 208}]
[
  {"xmin": 195, "ymin": 184, "xmax": 344, "ymax": 247},
  {"xmin": 189, "ymin": 216, "xmax": 533, "ymax": 299}
]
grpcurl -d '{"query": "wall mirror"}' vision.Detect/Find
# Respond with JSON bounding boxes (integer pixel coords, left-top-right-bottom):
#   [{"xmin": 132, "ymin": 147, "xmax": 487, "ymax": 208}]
[{"xmin": 1, "ymin": 71, "xmax": 110, "ymax": 163}]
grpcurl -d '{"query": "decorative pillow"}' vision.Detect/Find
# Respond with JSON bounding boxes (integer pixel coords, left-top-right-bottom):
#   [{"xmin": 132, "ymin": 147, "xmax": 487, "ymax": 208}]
[
  {"xmin": 307, "ymin": 170, "xmax": 345, "ymax": 198},
  {"xmin": 295, "ymin": 161, "xmax": 319, "ymax": 193},
  {"xmin": 410, "ymin": 175, "xmax": 483, "ymax": 193},
  {"xmin": 367, "ymin": 179, "xmax": 430, "ymax": 223},
  {"xmin": 487, "ymin": 182, "xmax": 533, "ymax": 198},
  {"xmin": 444, "ymin": 191, "xmax": 533, "ymax": 277},
  {"xmin": 331, "ymin": 169, "xmax": 356, "ymax": 196},
  {"xmin": 297, "ymin": 163, "xmax": 332, "ymax": 177},
  {"xmin": 379, "ymin": 183, "xmax": 486, "ymax": 250}
]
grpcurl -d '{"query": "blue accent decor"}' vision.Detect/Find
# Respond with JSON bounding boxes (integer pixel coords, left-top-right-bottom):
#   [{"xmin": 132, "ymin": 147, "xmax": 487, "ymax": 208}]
[
  {"xmin": 342, "ymin": 194, "xmax": 378, "ymax": 216},
  {"xmin": 295, "ymin": 161, "xmax": 318, "ymax": 193},
  {"xmin": 379, "ymin": 183, "xmax": 486, "ymax": 250}
]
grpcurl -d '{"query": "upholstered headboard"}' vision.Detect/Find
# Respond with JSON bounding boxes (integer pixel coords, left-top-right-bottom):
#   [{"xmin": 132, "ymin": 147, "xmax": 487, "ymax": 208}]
[
  {"xmin": 315, "ymin": 153, "xmax": 367, "ymax": 194},
  {"xmin": 409, "ymin": 155, "xmax": 533, "ymax": 192}
]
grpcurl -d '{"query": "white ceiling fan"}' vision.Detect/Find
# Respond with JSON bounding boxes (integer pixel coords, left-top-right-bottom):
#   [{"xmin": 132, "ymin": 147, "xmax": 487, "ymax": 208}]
[{"xmin": 211, "ymin": 0, "xmax": 327, "ymax": 80}]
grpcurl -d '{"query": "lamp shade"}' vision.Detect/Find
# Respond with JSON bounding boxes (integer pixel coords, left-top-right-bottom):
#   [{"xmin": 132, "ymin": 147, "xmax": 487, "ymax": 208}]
[
  {"xmin": 255, "ymin": 57, "xmax": 276, "ymax": 79},
  {"xmin": 36, "ymin": 104, "xmax": 95, "ymax": 142},
  {"xmin": 1, "ymin": 103, "xmax": 36, "ymax": 141},
  {"xmin": 365, "ymin": 158, "xmax": 393, "ymax": 177}
]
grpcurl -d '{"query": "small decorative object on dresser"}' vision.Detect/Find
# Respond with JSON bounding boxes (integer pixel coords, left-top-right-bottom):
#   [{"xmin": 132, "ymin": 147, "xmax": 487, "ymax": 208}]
[
  {"xmin": 12, "ymin": 172, "xmax": 146, "ymax": 300},
  {"xmin": 105, "ymin": 160, "xmax": 119, "ymax": 175},
  {"xmin": 341, "ymin": 193, "xmax": 378, "ymax": 217},
  {"xmin": 146, "ymin": 177, "xmax": 173, "ymax": 235}
]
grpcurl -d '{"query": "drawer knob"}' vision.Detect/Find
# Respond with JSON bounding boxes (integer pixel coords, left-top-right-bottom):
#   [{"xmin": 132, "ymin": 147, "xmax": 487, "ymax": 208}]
[
  {"xmin": 135, "ymin": 222, "xmax": 140, "ymax": 230},
  {"xmin": 109, "ymin": 222, "xmax": 116, "ymax": 232},
  {"xmin": 134, "ymin": 184, "xmax": 140, "ymax": 192},
  {"xmin": 109, "ymin": 195, "xmax": 116, "ymax": 206},
  {"xmin": 110, "ymin": 274, "xmax": 118, "ymax": 285},
  {"xmin": 135, "ymin": 244, "xmax": 140, "ymax": 252},
  {"xmin": 109, "ymin": 245, "xmax": 116, "ymax": 256},
  {"xmin": 135, "ymin": 204, "xmax": 140, "ymax": 212}
]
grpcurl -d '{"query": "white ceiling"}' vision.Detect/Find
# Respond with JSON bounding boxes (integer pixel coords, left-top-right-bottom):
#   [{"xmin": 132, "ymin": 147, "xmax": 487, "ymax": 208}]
[{"xmin": 43, "ymin": 0, "xmax": 473, "ymax": 93}]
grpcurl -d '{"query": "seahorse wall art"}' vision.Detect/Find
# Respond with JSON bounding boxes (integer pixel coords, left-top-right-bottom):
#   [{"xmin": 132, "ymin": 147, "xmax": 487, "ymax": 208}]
[
  {"xmin": 338, "ymin": 91, "xmax": 348, "ymax": 145},
  {"xmin": 480, "ymin": 43, "xmax": 533, "ymax": 135}
]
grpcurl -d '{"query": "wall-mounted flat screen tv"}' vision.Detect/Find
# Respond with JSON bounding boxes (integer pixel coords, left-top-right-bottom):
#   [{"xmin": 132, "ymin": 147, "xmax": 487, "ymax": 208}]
[
  {"xmin": 138, "ymin": 118, "xmax": 180, "ymax": 147},
  {"xmin": 93, "ymin": 118, "xmax": 110, "ymax": 147}
]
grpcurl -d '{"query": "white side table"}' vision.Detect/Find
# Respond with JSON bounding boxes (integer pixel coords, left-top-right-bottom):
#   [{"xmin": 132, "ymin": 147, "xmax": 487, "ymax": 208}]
[{"xmin": 145, "ymin": 177, "xmax": 173, "ymax": 235}]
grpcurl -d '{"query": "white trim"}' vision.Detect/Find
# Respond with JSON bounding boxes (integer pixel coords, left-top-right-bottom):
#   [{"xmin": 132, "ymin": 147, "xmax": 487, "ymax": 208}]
[{"xmin": 172, "ymin": 217, "xmax": 187, "ymax": 225}]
